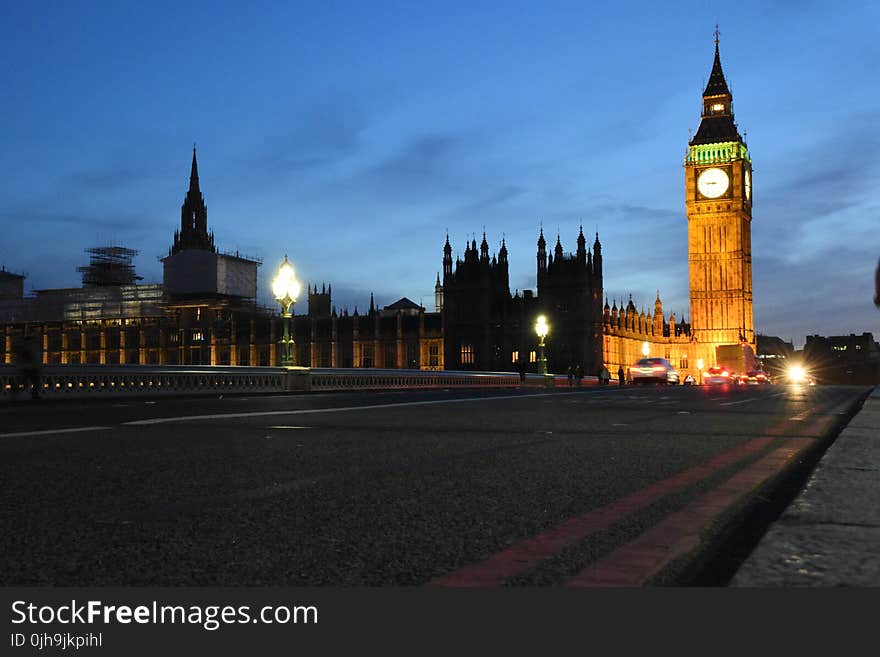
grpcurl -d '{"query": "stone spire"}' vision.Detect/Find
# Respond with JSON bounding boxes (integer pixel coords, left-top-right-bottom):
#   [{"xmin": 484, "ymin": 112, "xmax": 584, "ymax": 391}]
[
  {"xmin": 690, "ymin": 30, "xmax": 742, "ymax": 145},
  {"xmin": 171, "ymin": 144, "xmax": 215, "ymax": 255},
  {"xmin": 703, "ymin": 27, "xmax": 731, "ymax": 98}
]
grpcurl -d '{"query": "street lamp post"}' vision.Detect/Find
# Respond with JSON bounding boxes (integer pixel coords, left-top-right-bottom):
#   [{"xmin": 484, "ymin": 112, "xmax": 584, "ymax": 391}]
[
  {"xmin": 271, "ymin": 255, "xmax": 301, "ymax": 367},
  {"xmin": 535, "ymin": 314, "xmax": 549, "ymax": 376},
  {"xmin": 697, "ymin": 358, "xmax": 704, "ymax": 386},
  {"xmin": 642, "ymin": 341, "xmax": 650, "ymax": 358}
]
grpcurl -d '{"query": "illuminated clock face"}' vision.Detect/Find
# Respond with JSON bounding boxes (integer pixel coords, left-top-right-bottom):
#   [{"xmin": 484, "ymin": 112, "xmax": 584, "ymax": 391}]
[
  {"xmin": 744, "ymin": 169, "xmax": 751, "ymax": 201},
  {"xmin": 697, "ymin": 167, "xmax": 730, "ymax": 198}
]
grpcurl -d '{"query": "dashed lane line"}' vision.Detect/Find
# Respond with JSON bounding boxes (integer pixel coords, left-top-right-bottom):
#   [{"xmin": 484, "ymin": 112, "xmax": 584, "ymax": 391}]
[
  {"xmin": 120, "ymin": 390, "xmax": 602, "ymax": 426},
  {"xmin": 719, "ymin": 397, "xmax": 761, "ymax": 406},
  {"xmin": 0, "ymin": 426, "xmax": 110, "ymax": 439}
]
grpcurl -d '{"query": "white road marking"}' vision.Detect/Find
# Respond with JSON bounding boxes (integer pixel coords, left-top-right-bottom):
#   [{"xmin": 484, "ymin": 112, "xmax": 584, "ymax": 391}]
[
  {"xmin": 267, "ymin": 425, "xmax": 311, "ymax": 430},
  {"xmin": 121, "ymin": 390, "xmax": 597, "ymax": 426},
  {"xmin": 719, "ymin": 397, "xmax": 760, "ymax": 406},
  {"xmin": 0, "ymin": 426, "xmax": 110, "ymax": 439}
]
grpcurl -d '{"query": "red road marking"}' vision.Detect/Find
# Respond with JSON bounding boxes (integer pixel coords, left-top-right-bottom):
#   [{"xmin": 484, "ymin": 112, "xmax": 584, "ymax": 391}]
[
  {"xmin": 429, "ymin": 436, "xmax": 773, "ymax": 587},
  {"xmin": 431, "ymin": 393, "xmax": 854, "ymax": 588},
  {"xmin": 563, "ymin": 438, "xmax": 815, "ymax": 587}
]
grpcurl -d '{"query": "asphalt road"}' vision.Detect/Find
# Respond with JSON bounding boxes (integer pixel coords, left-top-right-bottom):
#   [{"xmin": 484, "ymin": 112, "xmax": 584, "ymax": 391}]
[{"xmin": 0, "ymin": 383, "xmax": 869, "ymax": 586}]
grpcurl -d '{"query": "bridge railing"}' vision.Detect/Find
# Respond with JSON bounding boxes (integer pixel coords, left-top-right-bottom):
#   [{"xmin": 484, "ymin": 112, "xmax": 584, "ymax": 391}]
[
  {"xmin": 0, "ymin": 365, "xmax": 597, "ymax": 399},
  {"xmin": 309, "ymin": 368, "xmax": 525, "ymax": 391},
  {"xmin": 0, "ymin": 364, "xmax": 295, "ymax": 399}
]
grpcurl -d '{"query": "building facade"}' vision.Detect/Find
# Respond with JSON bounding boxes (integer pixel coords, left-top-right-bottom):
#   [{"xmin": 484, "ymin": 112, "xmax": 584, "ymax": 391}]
[
  {"xmin": 441, "ymin": 228, "xmax": 605, "ymax": 375},
  {"xmin": 803, "ymin": 333, "xmax": 880, "ymax": 384},
  {"xmin": 0, "ymin": 150, "xmax": 443, "ymax": 370},
  {"xmin": 2, "ymin": 38, "xmax": 760, "ymax": 379}
]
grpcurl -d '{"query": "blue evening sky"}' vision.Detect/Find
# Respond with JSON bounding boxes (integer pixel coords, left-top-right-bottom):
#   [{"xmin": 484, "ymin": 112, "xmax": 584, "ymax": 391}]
[{"xmin": 1, "ymin": 1, "xmax": 878, "ymax": 348}]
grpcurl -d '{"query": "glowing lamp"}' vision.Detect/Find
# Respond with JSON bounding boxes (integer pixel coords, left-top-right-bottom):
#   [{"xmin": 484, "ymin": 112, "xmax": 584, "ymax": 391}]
[
  {"xmin": 535, "ymin": 315, "xmax": 549, "ymax": 375},
  {"xmin": 535, "ymin": 315, "xmax": 549, "ymax": 339},
  {"xmin": 272, "ymin": 255, "xmax": 301, "ymax": 311},
  {"xmin": 272, "ymin": 255, "xmax": 300, "ymax": 366}
]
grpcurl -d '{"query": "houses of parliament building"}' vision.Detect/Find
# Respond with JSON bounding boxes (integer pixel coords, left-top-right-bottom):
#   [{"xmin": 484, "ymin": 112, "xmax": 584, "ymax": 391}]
[{"xmin": 0, "ymin": 38, "xmax": 755, "ymax": 379}]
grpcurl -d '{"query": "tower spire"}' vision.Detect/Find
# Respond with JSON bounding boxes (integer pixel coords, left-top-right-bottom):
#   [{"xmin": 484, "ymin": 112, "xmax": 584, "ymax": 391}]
[
  {"xmin": 576, "ymin": 225, "xmax": 586, "ymax": 263},
  {"xmin": 171, "ymin": 145, "xmax": 214, "ymax": 255},
  {"xmin": 190, "ymin": 143, "xmax": 200, "ymax": 192},
  {"xmin": 690, "ymin": 33, "xmax": 740, "ymax": 145},
  {"xmin": 703, "ymin": 30, "xmax": 731, "ymax": 98}
]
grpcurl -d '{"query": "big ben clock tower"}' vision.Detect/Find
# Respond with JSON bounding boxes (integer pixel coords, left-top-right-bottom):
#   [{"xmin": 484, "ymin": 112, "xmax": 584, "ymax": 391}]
[{"xmin": 685, "ymin": 31, "xmax": 754, "ymax": 363}]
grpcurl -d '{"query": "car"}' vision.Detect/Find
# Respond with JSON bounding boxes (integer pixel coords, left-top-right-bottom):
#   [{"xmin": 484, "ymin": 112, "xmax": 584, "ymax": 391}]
[
  {"xmin": 704, "ymin": 366, "xmax": 733, "ymax": 385},
  {"xmin": 629, "ymin": 357, "xmax": 680, "ymax": 385},
  {"xmin": 744, "ymin": 370, "xmax": 771, "ymax": 385}
]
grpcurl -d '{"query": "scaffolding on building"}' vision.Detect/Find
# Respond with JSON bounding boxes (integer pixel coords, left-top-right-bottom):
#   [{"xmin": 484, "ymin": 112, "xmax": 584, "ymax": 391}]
[{"xmin": 78, "ymin": 246, "xmax": 143, "ymax": 287}]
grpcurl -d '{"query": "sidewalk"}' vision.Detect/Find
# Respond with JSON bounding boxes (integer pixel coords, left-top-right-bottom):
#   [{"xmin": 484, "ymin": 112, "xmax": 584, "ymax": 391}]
[{"xmin": 730, "ymin": 386, "xmax": 880, "ymax": 586}]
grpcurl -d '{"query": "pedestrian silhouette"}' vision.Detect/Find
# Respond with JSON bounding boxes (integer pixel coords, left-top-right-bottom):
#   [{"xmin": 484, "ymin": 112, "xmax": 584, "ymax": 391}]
[
  {"xmin": 617, "ymin": 365, "xmax": 625, "ymax": 386},
  {"xmin": 14, "ymin": 334, "xmax": 42, "ymax": 399},
  {"xmin": 874, "ymin": 257, "xmax": 880, "ymax": 307}
]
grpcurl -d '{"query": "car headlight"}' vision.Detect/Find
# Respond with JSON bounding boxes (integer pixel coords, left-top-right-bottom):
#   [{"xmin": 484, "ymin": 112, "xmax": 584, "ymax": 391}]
[{"xmin": 788, "ymin": 365, "xmax": 807, "ymax": 383}]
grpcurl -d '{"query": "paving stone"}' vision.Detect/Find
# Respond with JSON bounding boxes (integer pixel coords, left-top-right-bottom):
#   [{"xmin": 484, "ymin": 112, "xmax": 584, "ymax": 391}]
[
  {"xmin": 844, "ymin": 409, "xmax": 880, "ymax": 429},
  {"xmin": 782, "ymin": 464, "xmax": 880, "ymax": 526},
  {"xmin": 817, "ymin": 428, "xmax": 880, "ymax": 472},
  {"xmin": 731, "ymin": 524, "xmax": 880, "ymax": 587}
]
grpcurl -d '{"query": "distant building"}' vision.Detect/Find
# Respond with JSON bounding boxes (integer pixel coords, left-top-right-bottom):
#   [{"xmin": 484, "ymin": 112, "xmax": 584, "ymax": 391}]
[
  {"xmin": 756, "ymin": 334, "xmax": 795, "ymax": 378},
  {"xmin": 0, "ymin": 268, "xmax": 25, "ymax": 300},
  {"xmin": 803, "ymin": 333, "xmax": 880, "ymax": 384}
]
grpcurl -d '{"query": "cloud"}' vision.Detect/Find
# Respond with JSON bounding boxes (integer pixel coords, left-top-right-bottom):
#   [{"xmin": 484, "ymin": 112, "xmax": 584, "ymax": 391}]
[
  {"xmin": 754, "ymin": 244, "xmax": 878, "ymax": 346},
  {"xmin": 360, "ymin": 134, "xmax": 461, "ymax": 185},
  {"xmin": 757, "ymin": 110, "xmax": 880, "ymax": 252},
  {"xmin": 59, "ymin": 167, "xmax": 146, "ymax": 191},
  {"xmin": 0, "ymin": 206, "xmax": 155, "ymax": 232},
  {"xmin": 250, "ymin": 96, "xmax": 370, "ymax": 176}
]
